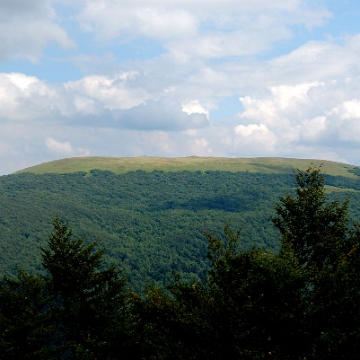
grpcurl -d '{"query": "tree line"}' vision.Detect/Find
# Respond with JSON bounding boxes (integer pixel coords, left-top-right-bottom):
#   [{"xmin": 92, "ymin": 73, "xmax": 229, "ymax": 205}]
[{"xmin": 1, "ymin": 167, "xmax": 360, "ymax": 359}]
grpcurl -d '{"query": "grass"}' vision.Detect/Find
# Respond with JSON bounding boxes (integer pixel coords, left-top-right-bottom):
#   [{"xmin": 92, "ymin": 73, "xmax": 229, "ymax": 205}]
[
  {"xmin": 325, "ymin": 185, "xmax": 360, "ymax": 193},
  {"xmin": 15, "ymin": 156, "xmax": 360, "ymax": 178}
]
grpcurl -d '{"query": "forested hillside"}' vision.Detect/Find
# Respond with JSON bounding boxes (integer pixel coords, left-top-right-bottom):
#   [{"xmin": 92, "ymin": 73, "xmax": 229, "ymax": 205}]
[
  {"xmin": 1, "ymin": 166, "xmax": 360, "ymax": 291},
  {"xmin": 2, "ymin": 167, "xmax": 360, "ymax": 359}
]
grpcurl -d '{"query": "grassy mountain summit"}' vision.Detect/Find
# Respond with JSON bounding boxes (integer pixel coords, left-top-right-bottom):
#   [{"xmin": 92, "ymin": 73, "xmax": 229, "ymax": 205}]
[{"xmin": 15, "ymin": 156, "xmax": 360, "ymax": 178}]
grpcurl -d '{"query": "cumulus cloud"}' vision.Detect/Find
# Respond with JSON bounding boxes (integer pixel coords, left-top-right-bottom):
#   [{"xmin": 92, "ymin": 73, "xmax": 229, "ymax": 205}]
[
  {"xmin": 64, "ymin": 72, "xmax": 149, "ymax": 110},
  {"xmin": 239, "ymin": 82, "xmax": 323, "ymax": 128},
  {"xmin": 328, "ymin": 99, "xmax": 360, "ymax": 120},
  {"xmin": 0, "ymin": 0, "xmax": 74, "ymax": 61},
  {"xmin": 189, "ymin": 137, "xmax": 212, "ymax": 156},
  {"xmin": 234, "ymin": 124, "xmax": 277, "ymax": 152},
  {"xmin": 182, "ymin": 100, "xmax": 209, "ymax": 119},
  {"xmin": 265, "ymin": 36, "xmax": 360, "ymax": 85},
  {"xmin": 79, "ymin": 2, "xmax": 198, "ymax": 41},
  {"xmin": 1, "ymin": 1, "xmax": 360, "ymax": 175},
  {"xmin": 45, "ymin": 137, "xmax": 74, "ymax": 155},
  {"xmin": 300, "ymin": 116, "xmax": 327, "ymax": 141},
  {"xmin": 116, "ymin": 97, "xmax": 209, "ymax": 131},
  {"xmin": 78, "ymin": 0, "xmax": 330, "ymax": 62},
  {"xmin": 0, "ymin": 72, "xmax": 60, "ymax": 120},
  {"xmin": 0, "ymin": 73, "xmax": 208, "ymax": 133},
  {"xmin": 234, "ymin": 76, "xmax": 360, "ymax": 160},
  {"xmin": 45, "ymin": 137, "xmax": 91, "ymax": 156}
]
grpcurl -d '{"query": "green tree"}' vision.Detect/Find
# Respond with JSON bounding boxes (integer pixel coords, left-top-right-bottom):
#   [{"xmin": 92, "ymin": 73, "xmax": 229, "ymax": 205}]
[
  {"xmin": 202, "ymin": 224, "xmax": 305, "ymax": 359},
  {"xmin": 272, "ymin": 167, "xmax": 360, "ymax": 359},
  {"xmin": 136, "ymin": 280, "xmax": 214, "ymax": 360},
  {"xmin": 0, "ymin": 270, "xmax": 51, "ymax": 359},
  {"xmin": 3, "ymin": 168, "xmax": 360, "ymax": 359},
  {"xmin": 272, "ymin": 166, "xmax": 350, "ymax": 270},
  {"xmin": 41, "ymin": 217, "xmax": 133, "ymax": 359},
  {"xmin": 138, "ymin": 223, "xmax": 305, "ymax": 360},
  {"xmin": 140, "ymin": 167, "xmax": 360, "ymax": 359}
]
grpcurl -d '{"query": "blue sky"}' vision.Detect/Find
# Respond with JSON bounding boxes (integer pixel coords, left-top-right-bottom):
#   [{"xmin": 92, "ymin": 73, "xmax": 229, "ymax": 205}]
[{"xmin": 1, "ymin": 0, "xmax": 360, "ymax": 174}]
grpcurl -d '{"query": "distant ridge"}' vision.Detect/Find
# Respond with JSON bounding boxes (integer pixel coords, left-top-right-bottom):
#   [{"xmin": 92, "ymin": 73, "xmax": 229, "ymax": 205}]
[{"xmin": 15, "ymin": 156, "xmax": 360, "ymax": 178}]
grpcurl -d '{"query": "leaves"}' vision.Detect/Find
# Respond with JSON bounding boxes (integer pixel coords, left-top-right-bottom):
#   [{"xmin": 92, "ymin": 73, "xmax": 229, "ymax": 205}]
[{"xmin": 2, "ymin": 168, "xmax": 360, "ymax": 358}]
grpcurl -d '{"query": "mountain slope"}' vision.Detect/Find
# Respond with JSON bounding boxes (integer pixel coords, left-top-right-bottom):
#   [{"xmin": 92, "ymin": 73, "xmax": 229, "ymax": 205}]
[
  {"xmin": 16, "ymin": 156, "xmax": 360, "ymax": 178},
  {"xmin": 3, "ymin": 157, "xmax": 360, "ymax": 292}
]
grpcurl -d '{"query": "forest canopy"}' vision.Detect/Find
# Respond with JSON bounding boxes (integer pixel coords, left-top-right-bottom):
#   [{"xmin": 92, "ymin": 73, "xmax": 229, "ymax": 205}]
[
  {"xmin": 1, "ymin": 167, "xmax": 360, "ymax": 359},
  {"xmin": 1, "ymin": 169, "xmax": 360, "ymax": 292}
]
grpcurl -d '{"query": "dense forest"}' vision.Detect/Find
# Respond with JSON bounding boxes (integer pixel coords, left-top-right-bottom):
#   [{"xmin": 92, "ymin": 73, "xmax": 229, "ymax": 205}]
[
  {"xmin": 1, "ymin": 167, "xmax": 360, "ymax": 359},
  {"xmin": 1, "ymin": 169, "xmax": 360, "ymax": 291}
]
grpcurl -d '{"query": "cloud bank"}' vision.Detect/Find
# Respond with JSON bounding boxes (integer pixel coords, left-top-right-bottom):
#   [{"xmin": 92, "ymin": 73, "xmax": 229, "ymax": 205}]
[{"xmin": 0, "ymin": 1, "xmax": 359, "ymax": 174}]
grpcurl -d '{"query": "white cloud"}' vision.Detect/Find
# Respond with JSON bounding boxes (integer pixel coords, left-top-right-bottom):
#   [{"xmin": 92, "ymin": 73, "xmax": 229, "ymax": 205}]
[
  {"xmin": 45, "ymin": 137, "xmax": 74, "ymax": 155},
  {"xmin": 166, "ymin": 26, "xmax": 291, "ymax": 60},
  {"xmin": 0, "ymin": 72, "xmax": 59, "ymax": 120},
  {"xmin": 73, "ymin": 96, "xmax": 100, "ymax": 115},
  {"xmin": 45, "ymin": 136, "xmax": 91, "ymax": 156},
  {"xmin": 239, "ymin": 82, "xmax": 323, "ymax": 128},
  {"xmin": 239, "ymin": 97, "xmax": 277, "ymax": 124},
  {"xmin": 234, "ymin": 77, "xmax": 360, "ymax": 157},
  {"xmin": 79, "ymin": 2, "xmax": 198, "ymax": 41},
  {"xmin": 64, "ymin": 73, "xmax": 148, "ymax": 110},
  {"xmin": 2, "ymin": 1, "xmax": 360, "ymax": 174},
  {"xmin": 270, "ymin": 82, "xmax": 322, "ymax": 109},
  {"xmin": 235, "ymin": 123, "xmax": 267, "ymax": 137},
  {"xmin": 184, "ymin": 129, "xmax": 198, "ymax": 137},
  {"xmin": 116, "ymin": 97, "xmax": 209, "ymax": 131},
  {"xmin": 0, "ymin": 0, "xmax": 74, "ymax": 61},
  {"xmin": 78, "ymin": 0, "xmax": 330, "ymax": 62},
  {"xmin": 4, "ymin": 72, "xmax": 39, "ymax": 90},
  {"xmin": 328, "ymin": 99, "xmax": 360, "ymax": 120},
  {"xmin": 189, "ymin": 137, "xmax": 212, "ymax": 156},
  {"xmin": 301, "ymin": 116, "xmax": 326, "ymax": 141},
  {"xmin": 265, "ymin": 37, "xmax": 360, "ymax": 85},
  {"xmin": 234, "ymin": 123, "xmax": 277, "ymax": 151},
  {"xmin": 182, "ymin": 100, "xmax": 209, "ymax": 119},
  {"xmin": 77, "ymin": 147, "xmax": 91, "ymax": 156},
  {"xmin": 0, "ymin": 72, "xmax": 209, "ymax": 132},
  {"xmin": 144, "ymin": 131, "xmax": 172, "ymax": 153}
]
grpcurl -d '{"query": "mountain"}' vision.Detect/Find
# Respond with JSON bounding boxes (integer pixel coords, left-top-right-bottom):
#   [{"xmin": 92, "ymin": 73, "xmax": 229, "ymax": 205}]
[
  {"xmin": 16, "ymin": 156, "xmax": 360, "ymax": 177},
  {"xmin": 2, "ymin": 157, "xmax": 360, "ymax": 292}
]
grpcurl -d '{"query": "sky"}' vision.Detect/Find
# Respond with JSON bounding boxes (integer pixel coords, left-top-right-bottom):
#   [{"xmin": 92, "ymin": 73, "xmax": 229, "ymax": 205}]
[{"xmin": 1, "ymin": 0, "xmax": 360, "ymax": 175}]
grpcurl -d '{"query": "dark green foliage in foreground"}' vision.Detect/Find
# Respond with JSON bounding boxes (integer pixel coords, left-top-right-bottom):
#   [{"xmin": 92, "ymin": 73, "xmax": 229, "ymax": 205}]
[
  {"xmin": 0, "ymin": 218, "xmax": 134, "ymax": 359},
  {"xmin": 0, "ymin": 271, "xmax": 50, "ymax": 359},
  {"xmin": 41, "ymin": 218, "xmax": 133, "ymax": 359},
  {"xmin": 1, "ymin": 168, "xmax": 360, "ymax": 359},
  {"xmin": 138, "ymin": 167, "xmax": 360, "ymax": 359},
  {"xmin": 272, "ymin": 168, "xmax": 360, "ymax": 358}
]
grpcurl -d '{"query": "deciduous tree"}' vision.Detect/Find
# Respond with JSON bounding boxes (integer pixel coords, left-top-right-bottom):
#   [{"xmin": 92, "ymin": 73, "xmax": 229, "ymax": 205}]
[{"xmin": 272, "ymin": 167, "xmax": 360, "ymax": 359}]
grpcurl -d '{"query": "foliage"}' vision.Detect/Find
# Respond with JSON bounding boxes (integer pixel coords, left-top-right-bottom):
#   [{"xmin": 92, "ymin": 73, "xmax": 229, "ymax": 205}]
[
  {"xmin": 41, "ymin": 217, "xmax": 134, "ymax": 359},
  {"xmin": 0, "ymin": 218, "xmax": 134, "ymax": 359},
  {"xmin": 272, "ymin": 167, "xmax": 350, "ymax": 269},
  {"xmin": 272, "ymin": 167, "xmax": 360, "ymax": 359},
  {"xmin": 1, "ymin": 167, "xmax": 360, "ymax": 358},
  {"xmin": 1, "ymin": 169, "xmax": 360, "ymax": 291},
  {"xmin": 137, "ymin": 167, "xmax": 360, "ymax": 359},
  {"xmin": 0, "ymin": 271, "xmax": 50, "ymax": 359},
  {"xmin": 0, "ymin": 170, "xmax": 296, "ymax": 290},
  {"xmin": 138, "ymin": 226, "xmax": 305, "ymax": 359}
]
